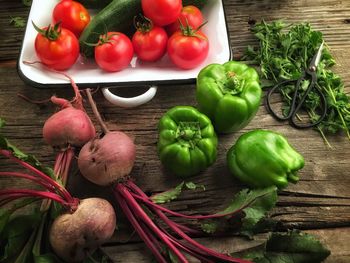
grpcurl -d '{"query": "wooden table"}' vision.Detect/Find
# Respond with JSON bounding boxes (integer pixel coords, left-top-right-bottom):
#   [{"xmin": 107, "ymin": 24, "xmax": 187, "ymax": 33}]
[{"xmin": 1, "ymin": 0, "xmax": 350, "ymax": 262}]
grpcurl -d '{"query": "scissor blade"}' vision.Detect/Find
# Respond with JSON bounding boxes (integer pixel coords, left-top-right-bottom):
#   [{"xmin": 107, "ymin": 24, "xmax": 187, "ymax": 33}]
[{"xmin": 310, "ymin": 41, "xmax": 324, "ymax": 68}]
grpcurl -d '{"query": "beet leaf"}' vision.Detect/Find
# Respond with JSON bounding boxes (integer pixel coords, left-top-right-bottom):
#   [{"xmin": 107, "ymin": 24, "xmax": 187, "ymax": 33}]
[{"xmin": 232, "ymin": 230, "xmax": 331, "ymax": 263}]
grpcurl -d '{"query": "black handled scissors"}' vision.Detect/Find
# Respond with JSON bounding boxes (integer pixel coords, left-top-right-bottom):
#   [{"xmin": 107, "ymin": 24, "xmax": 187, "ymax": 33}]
[{"xmin": 266, "ymin": 41, "xmax": 327, "ymax": 129}]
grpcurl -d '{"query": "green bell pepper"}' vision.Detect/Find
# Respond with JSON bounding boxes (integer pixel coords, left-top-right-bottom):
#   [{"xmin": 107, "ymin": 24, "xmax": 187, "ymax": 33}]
[
  {"xmin": 196, "ymin": 61, "xmax": 262, "ymax": 133},
  {"xmin": 226, "ymin": 130, "xmax": 305, "ymax": 189},
  {"xmin": 157, "ymin": 106, "xmax": 218, "ymax": 177}
]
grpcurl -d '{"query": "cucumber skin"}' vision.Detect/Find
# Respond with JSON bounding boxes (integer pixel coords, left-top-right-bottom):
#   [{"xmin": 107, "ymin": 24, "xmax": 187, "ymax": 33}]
[
  {"xmin": 76, "ymin": 0, "xmax": 112, "ymax": 9},
  {"xmin": 183, "ymin": 0, "xmax": 208, "ymax": 9},
  {"xmin": 79, "ymin": 0, "xmax": 142, "ymax": 58}
]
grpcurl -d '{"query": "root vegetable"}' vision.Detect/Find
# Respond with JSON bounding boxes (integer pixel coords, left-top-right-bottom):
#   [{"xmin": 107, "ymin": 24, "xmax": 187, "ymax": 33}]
[
  {"xmin": 49, "ymin": 197, "xmax": 116, "ymax": 262},
  {"xmin": 0, "ymin": 148, "xmax": 116, "ymax": 263},
  {"xmin": 23, "ymin": 61, "xmax": 96, "ymax": 149},
  {"xmin": 43, "ymin": 101, "xmax": 96, "ymax": 148},
  {"xmin": 78, "ymin": 131, "xmax": 136, "ymax": 186}
]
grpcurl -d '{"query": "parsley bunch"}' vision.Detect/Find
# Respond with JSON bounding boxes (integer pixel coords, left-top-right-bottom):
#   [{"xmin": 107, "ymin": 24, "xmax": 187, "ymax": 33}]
[{"xmin": 244, "ymin": 21, "xmax": 350, "ymax": 146}]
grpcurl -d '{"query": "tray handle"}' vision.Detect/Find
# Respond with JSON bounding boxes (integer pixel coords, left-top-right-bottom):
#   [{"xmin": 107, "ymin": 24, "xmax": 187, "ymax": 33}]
[{"xmin": 102, "ymin": 86, "xmax": 157, "ymax": 108}]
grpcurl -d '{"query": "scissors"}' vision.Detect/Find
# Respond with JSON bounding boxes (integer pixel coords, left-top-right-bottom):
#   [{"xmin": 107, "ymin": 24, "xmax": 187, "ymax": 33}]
[{"xmin": 266, "ymin": 41, "xmax": 327, "ymax": 129}]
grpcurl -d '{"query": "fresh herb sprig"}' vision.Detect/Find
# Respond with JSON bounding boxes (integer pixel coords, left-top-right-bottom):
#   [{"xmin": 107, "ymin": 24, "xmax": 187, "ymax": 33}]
[{"xmin": 244, "ymin": 21, "xmax": 350, "ymax": 146}]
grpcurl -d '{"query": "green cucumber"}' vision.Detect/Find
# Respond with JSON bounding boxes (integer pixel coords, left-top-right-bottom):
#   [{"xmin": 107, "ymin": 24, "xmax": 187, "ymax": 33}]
[
  {"xmin": 79, "ymin": 0, "xmax": 142, "ymax": 57},
  {"xmin": 76, "ymin": 0, "xmax": 112, "ymax": 9},
  {"xmin": 183, "ymin": 0, "xmax": 208, "ymax": 9}
]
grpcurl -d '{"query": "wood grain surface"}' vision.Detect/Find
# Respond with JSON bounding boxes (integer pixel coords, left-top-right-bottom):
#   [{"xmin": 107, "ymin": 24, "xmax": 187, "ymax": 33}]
[{"xmin": 0, "ymin": 0, "xmax": 350, "ymax": 262}]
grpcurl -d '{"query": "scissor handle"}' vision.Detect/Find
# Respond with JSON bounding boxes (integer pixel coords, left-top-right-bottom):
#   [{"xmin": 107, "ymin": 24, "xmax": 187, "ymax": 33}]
[
  {"xmin": 290, "ymin": 72, "xmax": 327, "ymax": 129},
  {"xmin": 266, "ymin": 78, "xmax": 299, "ymax": 121},
  {"xmin": 266, "ymin": 70, "xmax": 327, "ymax": 129}
]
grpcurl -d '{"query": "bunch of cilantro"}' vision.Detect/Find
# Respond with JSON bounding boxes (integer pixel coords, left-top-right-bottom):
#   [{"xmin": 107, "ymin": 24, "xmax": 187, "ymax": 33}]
[{"xmin": 244, "ymin": 20, "xmax": 350, "ymax": 146}]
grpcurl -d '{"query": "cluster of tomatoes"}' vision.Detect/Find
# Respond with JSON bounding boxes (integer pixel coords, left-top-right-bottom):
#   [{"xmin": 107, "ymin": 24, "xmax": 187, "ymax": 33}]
[
  {"xmin": 33, "ymin": 0, "xmax": 208, "ymax": 72},
  {"xmin": 33, "ymin": 0, "xmax": 89, "ymax": 70},
  {"xmin": 134, "ymin": 0, "xmax": 209, "ymax": 70}
]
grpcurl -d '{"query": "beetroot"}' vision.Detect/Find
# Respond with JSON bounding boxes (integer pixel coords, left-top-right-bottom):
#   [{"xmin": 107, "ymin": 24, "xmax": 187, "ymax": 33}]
[
  {"xmin": 50, "ymin": 197, "xmax": 116, "ymax": 262},
  {"xmin": 43, "ymin": 100, "xmax": 96, "ymax": 148},
  {"xmin": 0, "ymin": 149, "xmax": 116, "ymax": 263},
  {"xmin": 78, "ymin": 131, "xmax": 136, "ymax": 186}
]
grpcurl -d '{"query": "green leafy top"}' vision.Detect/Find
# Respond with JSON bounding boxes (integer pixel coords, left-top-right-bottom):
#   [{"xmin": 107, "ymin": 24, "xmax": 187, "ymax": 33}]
[
  {"xmin": 150, "ymin": 181, "xmax": 205, "ymax": 204},
  {"xmin": 201, "ymin": 186, "xmax": 277, "ymax": 235},
  {"xmin": 10, "ymin": 16, "xmax": 26, "ymax": 28},
  {"xmin": 244, "ymin": 21, "xmax": 350, "ymax": 145}
]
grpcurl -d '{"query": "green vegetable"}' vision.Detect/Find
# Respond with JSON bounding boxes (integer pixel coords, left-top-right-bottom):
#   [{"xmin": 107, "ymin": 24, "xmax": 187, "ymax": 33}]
[
  {"xmin": 157, "ymin": 106, "xmax": 218, "ymax": 177},
  {"xmin": 201, "ymin": 186, "xmax": 278, "ymax": 234},
  {"xmin": 76, "ymin": 0, "xmax": 113, "ymax": 9},
  {"xmin": 79, "ymin": 0, "xmax": 142, "ymax": 57},
  {"xmin": 196, "ymin": 61, "xmax": 262, "ymax": 133},
  {"xmin": 183, "ymin": 0, "xmax": 208, "ymax": 9},
  {"xmin": 234, "ymin": 230, "xmax": 331, "ymax": 263},
  {"xmin": 227, "ymin": 130, "xmax": 304, "ymax": 189},
  {"xmin": 150, "ymin": 181, "xmax": 205, "ymax": 204},
  {"xmin": 244, "ymin": 21, "xmax": 350, "ymax": 146}
]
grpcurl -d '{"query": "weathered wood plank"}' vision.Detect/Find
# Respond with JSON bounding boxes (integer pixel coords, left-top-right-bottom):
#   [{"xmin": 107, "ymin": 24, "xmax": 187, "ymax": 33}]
[
  {"xmin": 1, "ymin": 0, "xmax": 350, "ymax": 261},
  {"xmin": 102, "ymin": 228, "xmax": 350, "ymax": 262}
]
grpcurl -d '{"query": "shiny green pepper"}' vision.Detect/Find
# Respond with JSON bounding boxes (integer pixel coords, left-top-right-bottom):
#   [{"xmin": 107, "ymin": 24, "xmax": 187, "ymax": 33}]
[
  {"xmin": 157, "ymin": 106, "xmax": 218, "ymax": 177},
  {"xmin": 227, "ymin": 130, "xmax": 305, "ymax": 189},
  {"xmin": 196, "ymin": 61, "xmax": 262, "ymax": 133}
]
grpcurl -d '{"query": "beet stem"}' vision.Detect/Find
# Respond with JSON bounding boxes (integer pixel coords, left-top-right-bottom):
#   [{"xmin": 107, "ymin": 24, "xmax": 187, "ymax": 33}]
[
  {"xmin": 0, "ymin": 149, "xmax": 75, "ymax": 205},
  {"xmin": 165, "ymin": 233, "xmax": 215, "ymax": 263},
  {"xmin": 0, "ymin": 189, "xmax": 71, "ymax": 208},
  {"xmin": 22, "ymin": 61, "xmax": 83, "ymax": 109},
  {"xmin": 54, "ymin": 148, "xmax": 74, "ymax": 187},
  {"xmin": 131, "ymin": 191, "xmax": 246, "ymax": 220},
  {"xmin": 139, "ymin": 221, "xmax": 167, "ymax": 256},
  {"xmin": 0, "ymin": 172, "xmax": 56, "ymax": 192},
  {"xmin": 124, "ymin": 183, "xmax": 201, "ymax": 236},
  {"xmin": 85, "ymin": 88, "xmax": 110, "ymax": 134},
  {"xmin": 41, "ymin": 148, "xmax": 75, "ymax": 211},
  {"xmin": 126, "ymin": 181, "xmax": 252, "ymax": 263},
  {"xmin": 113, "ymin": 190, "xmax": 168, "ymax": 263},
  {"xmin": 116, "ymin": 184, "xmax": 189, "ymax": 263}
]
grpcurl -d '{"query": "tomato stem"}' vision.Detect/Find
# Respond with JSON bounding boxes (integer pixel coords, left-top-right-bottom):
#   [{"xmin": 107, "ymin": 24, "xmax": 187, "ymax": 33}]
[
  {"xmin": 32, "ymin": 21, "xmax": 61, "ymax": 41},
  {"xmin": 133, "ymin": 14, "xmax": 153, "ymax": 33}
]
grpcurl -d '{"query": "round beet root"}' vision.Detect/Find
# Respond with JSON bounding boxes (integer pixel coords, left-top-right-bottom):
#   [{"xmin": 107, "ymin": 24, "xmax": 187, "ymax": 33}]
[
  {"xmin": 49, "ymin": 198, "xmax": 116, "ymax": 262},
  {"xmin": 78, "ymin": 131, "xmax": 136, "ymax": 186},
  {"xmin": 43, "ymin": 107, "xmax": 96, "ymax": 148}
]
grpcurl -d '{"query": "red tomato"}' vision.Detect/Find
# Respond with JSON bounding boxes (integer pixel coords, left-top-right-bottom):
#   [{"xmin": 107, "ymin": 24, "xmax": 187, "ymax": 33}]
[
  {"xmin": 52, "ymin": 0, "xmax": 90, "ymax": 37},
  {"xmin": 132, "ymin": 26, "xmax": 168, "ymax": 62},
  {"xmin": 34, "ymin": 24, "xmax": 79, "ymax": 70},
  {"xmin": 167, "ymin": 5, "xmax": 204, "ymax": 36},
  {"xmin": 167, "ymin": 30, "xmax": 209, "ymax": 69},
  {"xmin": 95, "ymin": 32, "xmax": 134, "ymax": 72},
  {"xmin": 141, "ymin": 0, "xmax": 182, "ymax": 26}
]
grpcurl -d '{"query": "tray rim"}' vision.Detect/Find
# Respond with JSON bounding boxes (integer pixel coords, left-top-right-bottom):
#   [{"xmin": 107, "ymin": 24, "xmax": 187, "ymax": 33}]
[{"xmin": 17, "ymin": 0, "xmax": 232, "ymax": 89}]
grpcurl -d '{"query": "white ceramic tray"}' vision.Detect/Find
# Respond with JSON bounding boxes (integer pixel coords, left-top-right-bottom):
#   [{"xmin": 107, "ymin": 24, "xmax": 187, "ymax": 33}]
[{"xmin": 18, "ymin": 0, "xmax": 231, "ymax": 107}]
